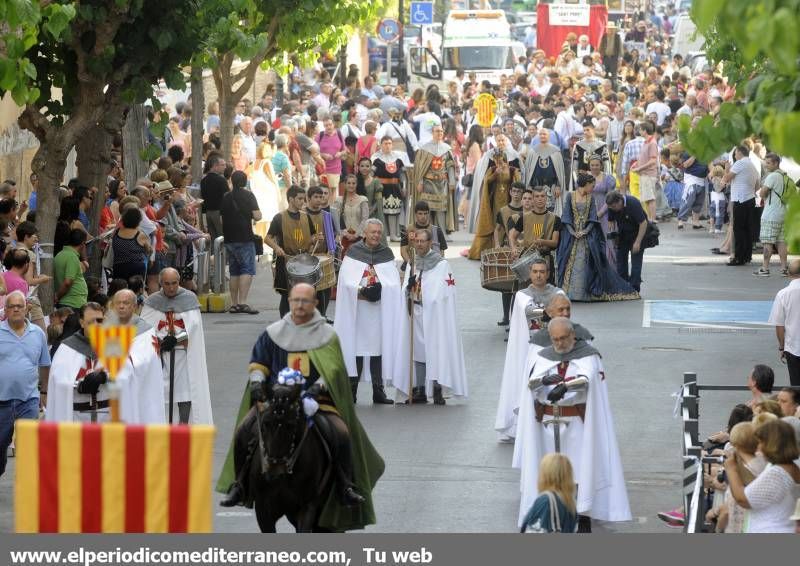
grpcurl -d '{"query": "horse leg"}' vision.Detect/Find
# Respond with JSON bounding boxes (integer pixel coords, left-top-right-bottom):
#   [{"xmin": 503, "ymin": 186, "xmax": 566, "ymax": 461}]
[
  {"xmin": 294, "ymin": 504, "xmax": 320, "ymax": 533},
  {"xmin": 254, "ymin": 501, "xmax": 279, "ymax": 533}
]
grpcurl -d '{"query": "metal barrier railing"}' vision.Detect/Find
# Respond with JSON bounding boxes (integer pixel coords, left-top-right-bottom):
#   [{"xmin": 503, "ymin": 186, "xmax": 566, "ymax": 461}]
[
  {"xmin": 211, "ymin": 236, "xmax": 228, "ymax": 294},
  {"xmin": 194, "ymin": 239, "xmax": 210, "ymax": 295},
  {"xmin": 678, "ymin": 372, "xmax": 800, "ymax": 533}
]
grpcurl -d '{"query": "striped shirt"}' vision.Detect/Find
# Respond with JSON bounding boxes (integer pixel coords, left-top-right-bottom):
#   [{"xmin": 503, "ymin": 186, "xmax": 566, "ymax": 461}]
[{"xmin": 620, "ymin": 137, "xmax": 644, "ymax": 177}]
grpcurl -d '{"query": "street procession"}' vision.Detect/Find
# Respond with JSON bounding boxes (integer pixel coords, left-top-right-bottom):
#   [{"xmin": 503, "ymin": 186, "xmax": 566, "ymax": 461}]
[{"xmin": 2, "ymin": 0, "xmax": 800, "ymax": 539}]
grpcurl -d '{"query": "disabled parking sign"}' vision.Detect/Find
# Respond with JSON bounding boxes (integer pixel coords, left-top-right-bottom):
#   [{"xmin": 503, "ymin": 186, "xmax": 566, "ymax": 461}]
[{"xmin": 410, "ymin": 2, "xmax": 434, "ymax": 25}]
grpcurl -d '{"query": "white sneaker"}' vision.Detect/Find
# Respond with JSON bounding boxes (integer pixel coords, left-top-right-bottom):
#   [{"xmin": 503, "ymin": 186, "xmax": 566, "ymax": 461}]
[{"xmin": 714, "ymin": 229, "xmax": 723, "ymax": 234}]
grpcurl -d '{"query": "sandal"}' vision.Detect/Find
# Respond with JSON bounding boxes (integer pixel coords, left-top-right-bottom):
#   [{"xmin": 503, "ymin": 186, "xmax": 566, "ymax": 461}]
[
  {"xmin": 229, "ymin": 304, "xmax": 242, "ymax": 313},
  {"xmin": 238, "ymin": 304, "xmax": 260, "ymax": 315}
]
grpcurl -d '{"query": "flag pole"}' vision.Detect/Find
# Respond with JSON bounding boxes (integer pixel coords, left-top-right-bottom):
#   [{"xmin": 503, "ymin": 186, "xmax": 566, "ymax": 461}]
[{"xmin": 406, "ymin": 152, "xmax": 417, "ymax": 405}]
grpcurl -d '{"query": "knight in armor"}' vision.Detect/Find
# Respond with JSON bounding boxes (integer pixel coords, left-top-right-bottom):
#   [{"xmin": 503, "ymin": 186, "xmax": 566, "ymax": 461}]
[
  {"xmin": 141, "ymin": 267, "xmax": 213, "ymax": 424},
  {"xmin": 524, "ymin": 128, "xmax": 567, "ymax": 216},
  {"xmin": 410, "ymin": 124, "xmax": 457, "ymax": 233},
  {"xmin": 372, "ymin": 135, "xmax": 410, "ymax": 242},
  {"xmin": 493, "ymin": 183, "xmax": 525, "ymax": 326},
  {"xmin": 495, "ymin": 259, "xmax": 566, "ymax": 442},
  {"xmin": 509, "ymin": 187, "xmax": 561, "ymax": 284},
  {"xmin": 217, "ymin": 283, "xmax": 384, "ymax": 532},
  {"xmin": 107, "ymin": 289, "xmax": 165, "ymax": 424},
  {"xmin": 47, "ymin": 303, "xmax": 114, "ymax": 422},
  {"xmin": 334, "ymin": 219, "xmax": 401, "ymax": 405},
  {"xmin": 514, "ymin": 317, "xmax": 631, "ymax": 530},
  {"xmin": 571, "ymin": 121, "xmax": 611, "ymax": 190},
  {"xmin": 265, "ymin": 185, "xmax": 317, "ymax": 317},
  {"xmin": 467, "ymin": 135, "xmax": 522, "ymax": 260},
  {"xmin": 397, "ymin": 228, "xmax": 468, "ymax": 405}
]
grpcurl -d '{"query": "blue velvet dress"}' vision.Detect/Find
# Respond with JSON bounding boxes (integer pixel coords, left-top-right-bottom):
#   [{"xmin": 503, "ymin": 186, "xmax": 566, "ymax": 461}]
[{"xmin": 556, "ymin": 192, "xmax": 640, "ymax": 302}]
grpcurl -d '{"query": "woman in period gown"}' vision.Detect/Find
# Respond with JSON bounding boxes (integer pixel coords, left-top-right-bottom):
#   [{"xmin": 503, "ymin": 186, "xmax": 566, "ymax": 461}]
[
  {"xmin": 588, "ymin": 157, "xmax": 617, "ymax": 265},
  {"xmin": 248, "ymin": 141, "xmax": 281, "ymax": 239},
  {"xmin": 556, "ymin": 173, "xmax": 639, "ymax": 302},
  {"xmin": 333, "ymin": 174, "xmax": 369, "ymax": 257}
]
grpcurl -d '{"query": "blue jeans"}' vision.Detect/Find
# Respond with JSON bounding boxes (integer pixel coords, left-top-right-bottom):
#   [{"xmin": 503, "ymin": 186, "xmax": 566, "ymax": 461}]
[
  {"xmin": 709, "ymin": 200, "xmax": 726, "ymax": 230},
  {"xmin": 0, "ymin": 397, "xmax": 39, "ymax": 477},
  {"xmin": 616, "ymin": 240, "xmax": 644, "ymax": 292},
  {"xmin": 225, "ymin": 242, "xmax": 256, "ymax": 276}
]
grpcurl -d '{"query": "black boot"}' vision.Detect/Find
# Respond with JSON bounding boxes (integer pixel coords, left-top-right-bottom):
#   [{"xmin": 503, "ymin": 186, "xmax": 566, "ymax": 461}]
[
  {"xmin": 370, "ymin": 356, "xmax": 393, "ymax": 404},
  {"xmin": 412, "ymin": 386, "xmax": 428, "ymax": 403},
  {"xmin": 350, "ymin": 376, "xmax": 359, "ymax": 404},
  {"xmin": 220, "ymin": 482, "xmax": 245, "ymax": 507},
  {"xmin": 577, "ymin": 514, "xmax": 592, "ymax": 533},
  {"xmin": 433, "ymin": 383, "xmax": 446, "ymax": 405},
  {"xmin": 315, "ymin": 413, "xmax": 366, "ymax": 506}
]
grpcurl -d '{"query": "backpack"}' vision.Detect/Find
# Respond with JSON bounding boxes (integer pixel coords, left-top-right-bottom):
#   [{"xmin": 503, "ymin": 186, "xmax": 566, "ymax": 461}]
[{"xmin": 777, "ymin": 171, "xmax": 797, "ymax": 206}]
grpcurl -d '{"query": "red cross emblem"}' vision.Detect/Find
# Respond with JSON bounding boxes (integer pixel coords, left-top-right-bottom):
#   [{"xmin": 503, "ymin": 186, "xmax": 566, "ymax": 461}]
[
  {"xmin": 386, "ymin": 162, "xmax": 398, "ymax": 174},
  {"xmin": 445, "ymin": 273, "xmax": 456, "ymax": 286},
  {"xmin": 76, "ymin": 357, "xmax": 98, "ymax": 381},
  {"xmin": 157, "ymin": 317, "xmax": 186, "ymax": 333},
  {"xmin": 431, "ymin": 156, "xmax": 443, "ymax": 171}
]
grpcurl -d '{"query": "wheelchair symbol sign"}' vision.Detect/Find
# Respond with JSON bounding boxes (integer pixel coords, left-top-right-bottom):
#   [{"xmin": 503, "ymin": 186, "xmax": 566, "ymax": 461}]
[{"xmin": 410, "ymin": 2, "xmax": 433, "ymax": 25}]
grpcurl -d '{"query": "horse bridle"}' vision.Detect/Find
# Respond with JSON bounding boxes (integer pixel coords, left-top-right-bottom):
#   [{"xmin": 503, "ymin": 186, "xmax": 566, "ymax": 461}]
[{"xmin": 256, "ymin": 390, "xmax": 311, "ymax": 476}]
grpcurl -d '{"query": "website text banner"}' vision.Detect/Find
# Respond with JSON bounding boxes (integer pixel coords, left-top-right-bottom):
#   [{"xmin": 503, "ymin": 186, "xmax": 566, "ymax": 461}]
[{"xmin": 0, "ymin": 534, "xmax": 790, "ymax": 566}]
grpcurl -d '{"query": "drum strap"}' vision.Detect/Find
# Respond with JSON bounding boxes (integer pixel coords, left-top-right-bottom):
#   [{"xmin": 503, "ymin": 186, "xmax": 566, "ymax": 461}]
[{"xmin": 281, "ymin": 211, "xmax": 313, "ymax": 255}]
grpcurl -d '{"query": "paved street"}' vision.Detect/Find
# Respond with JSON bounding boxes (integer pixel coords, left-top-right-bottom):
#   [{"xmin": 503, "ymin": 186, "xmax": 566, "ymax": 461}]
[{"xmin": 0, "ymin": 221, "xmax": 794, "ymax": 532}]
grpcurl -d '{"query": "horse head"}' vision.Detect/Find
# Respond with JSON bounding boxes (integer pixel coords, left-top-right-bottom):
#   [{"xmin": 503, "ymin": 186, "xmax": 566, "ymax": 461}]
[{"xmin": 261, "ymin": 383, "xmax": 305, "ymax": 478}]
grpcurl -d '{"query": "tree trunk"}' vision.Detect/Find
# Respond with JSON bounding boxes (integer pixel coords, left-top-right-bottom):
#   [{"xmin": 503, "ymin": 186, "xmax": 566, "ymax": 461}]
[
  {"xmin": 76, "ymin": 125, "xmax": 113, "ymax": 282},
  {"xmin": 190, "ymin": 66, "xmax": 205, "ymax": 184},
  {"xmin": 29, "ymin": 145, "xmax": 71, "ymax": 313},
  {"xmin": 122, "ymin": 104, "xmax": 150, "ymax": 189}
]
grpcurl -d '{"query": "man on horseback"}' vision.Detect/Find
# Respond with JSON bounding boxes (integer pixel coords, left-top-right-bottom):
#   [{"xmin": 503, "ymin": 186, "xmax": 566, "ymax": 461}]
[{"xmin": 217, "ymin": 283, "xmax": 385, "ymax": 532}]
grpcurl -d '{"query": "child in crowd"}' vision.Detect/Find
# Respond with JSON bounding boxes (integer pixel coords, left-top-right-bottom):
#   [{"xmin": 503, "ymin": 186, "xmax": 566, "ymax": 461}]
[{"xmin": 709, "ymin": 165, "xmax": 726, "ymax": 234}]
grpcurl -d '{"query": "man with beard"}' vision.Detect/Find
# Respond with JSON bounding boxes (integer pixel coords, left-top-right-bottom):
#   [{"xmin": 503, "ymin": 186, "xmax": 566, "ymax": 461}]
[
  {"xmin": 524, "ymin": 129, "xmax": 567, "ymax": 216},
  {"xmin": 514, "ymin": 317, "xmax": 631, "ymax": 531},
  {"xmin": 397, "ymin": 228, "xmax": 468, "ymax": 405},
  {"xmin": 141, "ymin": 267, "xmax": 213, "ymax": 424},
  {"xmin": 411, "ymin": 124, "xmax": 457, "ymax": 233},
  {"xmin": 217, "ymin": 283, "xmax": 384, "ymax": 532},
  {"xmin": 509, "ymin": 187, "xmax": 561, "ymax": 282},
  {"xmin": 334, "ymin": 220, "xmax": 401, "ymax": 405},
  {"xmin": 495, "ymin": 260, "xmax": 566, "ymax": 442},
  {"xmin": 467, "ymin": 134, "xmax": 522, "ymax": 259}
]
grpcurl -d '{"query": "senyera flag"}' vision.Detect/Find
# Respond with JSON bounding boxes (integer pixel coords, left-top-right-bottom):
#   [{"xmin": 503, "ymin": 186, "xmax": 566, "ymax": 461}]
[
  {"xmin": 85, "ymin": 324, "xmax": 135, "ymax": 378},
  {"xmin": 15, "ymin": 421, "xmax": 215, "ymax": 533}
]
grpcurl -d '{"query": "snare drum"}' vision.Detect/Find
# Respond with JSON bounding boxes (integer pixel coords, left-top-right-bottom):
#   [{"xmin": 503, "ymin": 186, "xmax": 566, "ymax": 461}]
[
  {"xmin": 480, "ymin": 248, "xmax": 516, "ymax": 292},
  {"xmin": 286, "ymin": 253, "xmax": 322, "ymax": 288},
  {"xmin": 316, "ymin": 255, "xmax": 336, "ymax": 290}
]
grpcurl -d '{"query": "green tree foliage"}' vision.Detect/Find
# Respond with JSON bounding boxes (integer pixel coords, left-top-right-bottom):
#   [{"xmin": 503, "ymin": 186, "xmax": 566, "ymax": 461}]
[
  {"xmin": 195, "ymin": 0, "xmax": 386, "ymax": 157},
  {"xmin": 680, "ymin": 0, "xmax": 800, "ymax": 249}
]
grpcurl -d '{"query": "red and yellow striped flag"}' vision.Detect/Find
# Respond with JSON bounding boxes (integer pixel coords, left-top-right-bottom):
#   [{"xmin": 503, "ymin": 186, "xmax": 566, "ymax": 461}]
[
  {"xmin": 15, "ymin": 421, "xmax": 215, "ymax": 533},
  {"xmin": 474, "ymin": 93, "xmax": 497, "ymax": 128},
  {"xmin": 86, "ymin": 324, "xmax": 136, "ymax": 377}
]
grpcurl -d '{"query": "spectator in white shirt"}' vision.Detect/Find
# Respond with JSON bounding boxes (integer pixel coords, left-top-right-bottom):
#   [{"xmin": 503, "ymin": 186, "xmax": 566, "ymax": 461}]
[
  {"xmin": 645, "ymin": 89, "xmax": 672, "ymax": 126},
  {"xmin": 237, "ymin": 117, "xmax": 257, "ymax": 164},
  {"xmin": 722, "ymin": 145, "xmax": 760, "ymax": 266},
  {"xmin": 769, "ymin": 259, "xmax": 800, "ymax": 386},
  {"xmin": 312, "ymin": 83, "xmax": 332, "ymax": 111}
]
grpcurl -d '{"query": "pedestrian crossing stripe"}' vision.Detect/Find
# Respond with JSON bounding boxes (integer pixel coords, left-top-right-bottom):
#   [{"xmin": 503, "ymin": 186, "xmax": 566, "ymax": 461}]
[{"xmin": 15, "ymin": 421, "xmax": 215, "ymax": 533}]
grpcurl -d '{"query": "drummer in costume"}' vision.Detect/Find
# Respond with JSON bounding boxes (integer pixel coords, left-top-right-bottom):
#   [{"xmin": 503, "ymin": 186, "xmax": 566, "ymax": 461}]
[
  {"xmin": 141, "ymin": 267, "xmax": 213, "ymax": 424},
  {"xmin": 467, "ymin": 134, "xmax": 521, "ymax": 260},
  {"xmin": 524, "ymin": 129, "xmax": 567, "ymax": 216},
  {"xmin": 265, "ymin": 185, "xmax": 317, "ymax": 317},
  {"xmin": 47, "ymin": 302, "xmax": 133, "ymax": 423},
  {"xmin": 410, "ymin": 124, "xmax": 457, "ymax": 234},
  {"xmin": 508, "ymin": 187, "xmax": 561, "ymax": 284},
  {"xmin": 305, "ymin": 185, "xmax": 338, "ymax": 318},
  {"xmin": 494, "ymin": 183, "xmax": 525, "ymax": 326},
  {"xmin": 372, "ymin": 135, "xmax": 410, "ymax": 242},
  {"xmin": 398, "ymin": 228, "xmax": 468, "ymax": 405},
  {"xmin": 514, "ymin": 317, "xmax": 631, "ymax": 530},
  {"xmin": 217, "ymin": 283, "xmax": 385, "ymax": 532},
  {"xmin": 334, "ymin": 220, "xmax": 401, "ymax": 405},
  {"xmin": 571, "ymin": 121, "xmax": 611, "ymax": 190}
]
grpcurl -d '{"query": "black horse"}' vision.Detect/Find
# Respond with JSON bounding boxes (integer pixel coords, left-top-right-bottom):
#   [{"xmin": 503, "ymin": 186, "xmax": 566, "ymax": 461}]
[{"xmin": 249, "ymin": 383, "xmax": 334, "ymax": 532}]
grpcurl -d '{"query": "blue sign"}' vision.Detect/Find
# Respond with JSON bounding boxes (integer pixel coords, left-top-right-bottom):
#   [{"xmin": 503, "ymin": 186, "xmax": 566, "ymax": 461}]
[
  {"xmin": 410, "ymin": 2, "xmax": 434, "ymax": 25},
  {"xmin": 377, "ymin": 18, "xmax": 401, "ymax": 43}
]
